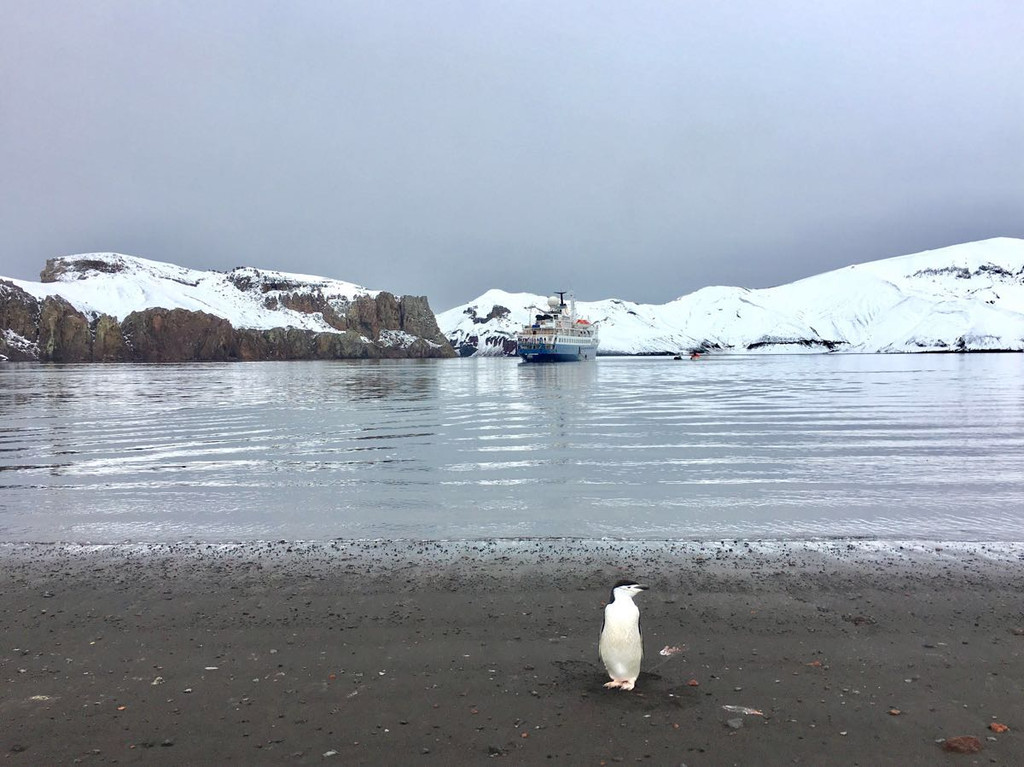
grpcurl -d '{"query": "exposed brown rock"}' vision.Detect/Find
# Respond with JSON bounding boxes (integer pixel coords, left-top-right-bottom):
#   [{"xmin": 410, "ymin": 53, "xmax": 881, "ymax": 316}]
[
  {"xmin": 0, "ymin": 284, "xmax": 41, "ymax": 361},
  {"xmin": 0, "ymin": 281, "xmax": 43, "ymax": 361},
  {"xmin": 374, "ymin": 292, "xmax": 402, "ymax": 331},
  {"xmin": 346, "ymin": 293, "xmax": 384, "ymax": 338},
  {"xmin": 38, "ymin": 296, "xmax": 91, "ymax": 362},
  {"xmin": 120, "ymin": 308, "xmax": 239, "ymax": 362},
  {"xmin": 399, "ymin": 296, "xmax": 452, "ymax": 347},
  {"xmin": 292, "ymin": 294, "xmax": 345, "ymax": 329},
  {"xmin": 236, "ymin": 326, "xmax": 369, "ymax": 361},
  {"xmin": 0, "ymin": 280, "xmax": 40, "ymax": 339},
  {"xmin": 91, "ymin": 314, "xmax": 126, "ymax": 361},
  {"xmin": 481, "ymin": 305, "xmax": 510, "ymax": 323},
  {"xmin": 312, "ymin": 328, "xmax": 376, "ymax": 359},
  {"xmin": 40, "ymin": 256, "xmax": 125, "ymax": 282}
]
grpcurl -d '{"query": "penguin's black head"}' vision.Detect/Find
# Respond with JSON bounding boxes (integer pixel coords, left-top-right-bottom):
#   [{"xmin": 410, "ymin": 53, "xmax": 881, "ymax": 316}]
[{"xmin": 609, "ymin": 580, "xmax": 648, "ymax": 603}]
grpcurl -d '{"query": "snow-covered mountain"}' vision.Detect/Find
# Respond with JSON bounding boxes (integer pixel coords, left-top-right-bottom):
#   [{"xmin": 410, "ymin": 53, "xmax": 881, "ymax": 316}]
[
  {"xmin": 10, "ymin": 253, "xmax": 378, "ymax": 333},
  {"xmin": 1, "ymin": 253, "xmax": 454, "ymax": 362},
  {"xmin": 438, "ymin": 238, "xmax": 1024, "ymax": 355}
]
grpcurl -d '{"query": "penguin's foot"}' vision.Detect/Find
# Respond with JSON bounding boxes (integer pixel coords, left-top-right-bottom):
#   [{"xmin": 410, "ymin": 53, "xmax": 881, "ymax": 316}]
[{"xmin": 603, "ymin": 679, "xmax": 636, "ymax": 691}]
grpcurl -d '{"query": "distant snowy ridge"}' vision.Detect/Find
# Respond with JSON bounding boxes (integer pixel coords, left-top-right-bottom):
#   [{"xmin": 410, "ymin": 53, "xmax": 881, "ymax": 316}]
[
  {"xmin": 438, "ymin": 238, "xmax": 1024, "ymax": 355},
  {"xmin": 11, "ymin": 253, "xmax": 378, "ymax": 333}
]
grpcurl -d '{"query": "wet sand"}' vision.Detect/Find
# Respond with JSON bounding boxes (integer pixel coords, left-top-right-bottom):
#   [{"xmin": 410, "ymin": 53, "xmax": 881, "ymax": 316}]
[{"xmin": 2, "ymin": 540, "xmax": 1022, "ymax": 765}]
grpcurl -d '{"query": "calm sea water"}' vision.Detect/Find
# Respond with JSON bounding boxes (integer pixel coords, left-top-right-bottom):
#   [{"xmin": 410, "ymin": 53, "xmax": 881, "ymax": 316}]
[{"xmin": 1, "ymin": 355, "xmax": 1022, "ymax": 543}]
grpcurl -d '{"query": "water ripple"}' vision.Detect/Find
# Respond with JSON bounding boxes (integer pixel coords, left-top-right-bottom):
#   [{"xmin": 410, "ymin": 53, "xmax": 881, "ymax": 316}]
[{"xmin": 1, "ymin": 355, "xmax": 1022, "ymax": 542}]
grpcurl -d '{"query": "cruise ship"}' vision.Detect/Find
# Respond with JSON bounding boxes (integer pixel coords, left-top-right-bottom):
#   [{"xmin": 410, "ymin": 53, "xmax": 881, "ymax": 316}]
[{"xmin": 516, "ymin": 292, "xmax": 599, "ymax": 362}]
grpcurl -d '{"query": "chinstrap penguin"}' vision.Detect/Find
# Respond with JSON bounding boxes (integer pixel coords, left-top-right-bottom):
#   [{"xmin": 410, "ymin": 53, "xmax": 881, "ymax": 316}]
[{"xmin": 599, "ymin": 579, "xmax": 648, "ymax": 690}]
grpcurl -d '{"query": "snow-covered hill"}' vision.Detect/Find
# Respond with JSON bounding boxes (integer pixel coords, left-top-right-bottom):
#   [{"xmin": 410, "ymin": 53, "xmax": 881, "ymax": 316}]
[
  {"xmin": 10, "ymin": 253, "xmax": 378, "ymax": 333},
  {"xmin": 438, "ymin": 238, "xmax": 1024, "ymax": 355},
  {"xmin": 1, "ymin": 253, "xmax": 455, "ymax": 362}
]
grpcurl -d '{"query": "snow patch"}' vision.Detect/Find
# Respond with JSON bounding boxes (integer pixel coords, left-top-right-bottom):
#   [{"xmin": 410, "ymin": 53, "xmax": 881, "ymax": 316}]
[
  {"xmin": 377, "ymin": 329, "xmax": 420, "ymax": 349},
  {"xmin": 1, "ymin": 328, "xmax": 37, "ymax": 356}
]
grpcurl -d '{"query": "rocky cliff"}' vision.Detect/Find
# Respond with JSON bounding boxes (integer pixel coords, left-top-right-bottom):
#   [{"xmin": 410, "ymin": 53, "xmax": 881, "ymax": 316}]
[{"xmin": 1, "ymin": 254, "xmax": 455, "ymax": 362}]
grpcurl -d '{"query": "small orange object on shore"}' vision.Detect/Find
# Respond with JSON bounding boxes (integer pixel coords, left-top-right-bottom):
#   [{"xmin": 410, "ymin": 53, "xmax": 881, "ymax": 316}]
[{"xmin": 989, "ymin": 722, "xmax": 1009, "ymax": 733}]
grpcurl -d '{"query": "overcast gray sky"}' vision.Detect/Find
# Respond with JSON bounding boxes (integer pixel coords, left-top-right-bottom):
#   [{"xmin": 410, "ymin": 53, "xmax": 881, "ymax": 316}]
[{"xmin": 2, "ymin": 1, "xmax": 1022, "ymax": 310}]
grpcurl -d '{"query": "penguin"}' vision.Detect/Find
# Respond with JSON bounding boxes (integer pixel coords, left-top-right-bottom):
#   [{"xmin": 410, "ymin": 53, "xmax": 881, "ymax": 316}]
[{"xmin": 599, "ymin": 579, "xmax": 648, "ymax": 690}]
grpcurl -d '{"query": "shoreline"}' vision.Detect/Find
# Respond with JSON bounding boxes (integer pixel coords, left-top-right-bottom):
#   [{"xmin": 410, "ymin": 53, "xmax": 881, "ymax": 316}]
[{"xmin": 3, "ymin": 540, "xmax": 1022, "ymax": 765}]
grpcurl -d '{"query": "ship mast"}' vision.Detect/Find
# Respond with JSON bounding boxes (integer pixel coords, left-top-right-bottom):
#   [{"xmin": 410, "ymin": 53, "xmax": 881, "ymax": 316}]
[{"xmin": 554, "ymin": 290, "xmax": 575, "ymax": 323}]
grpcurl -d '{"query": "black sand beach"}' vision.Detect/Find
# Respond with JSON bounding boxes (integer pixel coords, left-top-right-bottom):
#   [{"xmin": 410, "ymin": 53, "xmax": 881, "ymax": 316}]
[{"xmin": 2, "ymin": 540, "xmax": 1021, "ymax": 765}]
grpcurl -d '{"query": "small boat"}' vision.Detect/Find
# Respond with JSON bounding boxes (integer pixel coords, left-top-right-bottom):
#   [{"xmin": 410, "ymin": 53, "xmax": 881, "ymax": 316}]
[{"xmin": 517, "ymin": 292, "xmax": 599, "ymax": 362}]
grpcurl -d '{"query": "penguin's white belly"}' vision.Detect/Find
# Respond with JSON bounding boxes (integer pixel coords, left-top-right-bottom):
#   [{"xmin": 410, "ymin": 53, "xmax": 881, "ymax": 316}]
[{"xmin": 599, "ymin": 605, "xmax": 643, "ymax": 679}]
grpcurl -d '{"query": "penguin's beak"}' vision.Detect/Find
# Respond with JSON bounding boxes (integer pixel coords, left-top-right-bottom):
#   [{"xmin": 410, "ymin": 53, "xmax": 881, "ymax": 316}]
[{"xmin": 637, "ymin": 584, "xmax": 649, "ymax": 590}]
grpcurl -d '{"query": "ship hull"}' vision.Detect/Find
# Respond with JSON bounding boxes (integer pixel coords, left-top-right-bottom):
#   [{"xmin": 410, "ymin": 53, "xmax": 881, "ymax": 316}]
[{"xmin": 518, "ymin": 342, "xmax": 597, "ymax": 362}]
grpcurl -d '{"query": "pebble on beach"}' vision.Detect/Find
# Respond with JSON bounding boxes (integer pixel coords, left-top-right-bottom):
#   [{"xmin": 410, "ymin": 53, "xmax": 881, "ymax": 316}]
[{"xmin": 940, "ymin": 736, "xmax": 983, "ymax": 753}]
